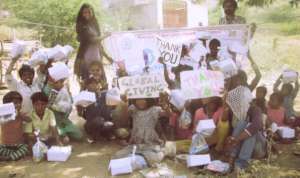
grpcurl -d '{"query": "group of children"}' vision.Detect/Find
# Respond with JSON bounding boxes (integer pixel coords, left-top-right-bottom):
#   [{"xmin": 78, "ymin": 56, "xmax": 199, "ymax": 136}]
[{"xmin": 0, "ymin": 41, "xmax": 299, "ymax": 173}]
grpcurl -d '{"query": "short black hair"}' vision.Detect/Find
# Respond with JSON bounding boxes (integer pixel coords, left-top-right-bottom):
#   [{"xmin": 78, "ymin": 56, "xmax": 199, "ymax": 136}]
[
  {"xmin": 223, "ymin": 0, "xmax": 238, "ymax": 9},
  {"xmin": 31, "ymin": 92, "xmax": 48, "ymax": 104},
  {"xmin": 89, "ymin": 60, "xmax": 103, "ymax": 68},
  {"xmin": 3, "ymin": 91, "xmax": 22, "ymax": 104},
  {"xmin": 269, "ymin": 92, "xmax": 283, "ymax": 104},
  {"xmin": 18, "ymin": 64, "xmax": 35, "ymax": 77},
  {"xmin": 84, "ymin": 77, "xmax": 98, "ymax": 87},
  {"xmin": 282, "ymin": 83, "xmax": 293, "ymax": 93},
  {"xmin": 209, "ymin": 39, "xmax": 221, "ymax": 49},
  {"xmin": 256, "ymin": 86, "xmax": 267, "ymax": 95}
]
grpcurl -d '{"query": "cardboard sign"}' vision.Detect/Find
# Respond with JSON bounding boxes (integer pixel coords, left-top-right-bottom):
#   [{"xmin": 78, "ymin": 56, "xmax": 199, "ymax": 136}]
[
  {"xmin": 180, "ymin": 70, "xmax": 224, "ymax": 99},
  {"xmin": 118, "ymin": 73, "xmax": 167, "ymax": 99},
  {"xmin": 157, "ymin": 36, "xmax": 182, "ymax": 67}
]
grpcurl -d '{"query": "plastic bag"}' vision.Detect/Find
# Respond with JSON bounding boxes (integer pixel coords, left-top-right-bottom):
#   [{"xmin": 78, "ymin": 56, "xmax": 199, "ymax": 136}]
[
  {"xmin": 178, "ymin": 109, "xmax": 192, "ymax": 129},
  {"xmin": 131, "ymin": 145, "xmax": 148, "ymax": 170},
  {"xmin": 32, "ymin": 130, "xmax": 48, "ymax": 162},
  {"xmin": 189, "ymin": 133, "xmax": 209, "ymax": 155}
]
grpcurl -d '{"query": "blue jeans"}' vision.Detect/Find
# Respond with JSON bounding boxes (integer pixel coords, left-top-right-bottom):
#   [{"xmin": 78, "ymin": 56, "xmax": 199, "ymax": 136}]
[{"xmin": 231, "ymin": 120, "xmax": 266, "ymax": 169}]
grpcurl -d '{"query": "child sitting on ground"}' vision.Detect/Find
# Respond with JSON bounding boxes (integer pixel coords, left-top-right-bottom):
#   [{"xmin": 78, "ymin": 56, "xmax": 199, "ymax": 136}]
[
  {"xmin": 253, "ymin": 86, "xmax": 268, "ymax": 114},
  {"xmin": 274, "ymin": 75, "xmax": 299, "ymax": 126},
  {"xmin": 126, "ymin": 98, "xmax": 169, "ymax": 145},
  {"xmin": 193, "ymin": 97, "xmax": 230, "ymax": 152},
  {"xmin": 81, "ymin": 61, "xmax": 108, "ymax": 90},
  {"xmin": 24, "ymin": 92, "xmax": 61, "ymax": 147},
  {"xmin": 76, "ymin": 77, "xmax": 114, "ymax": 143},
  {"xmin": 0, "ymin": 91, "xmax": 29, "ymax": 161},
  {"xmin": 43, "ymin": 64, "xmax": 83, "ymax": 143},
  {"xmin": 6, "ymin": 56, "xmax": 41, "ymax": 116}
]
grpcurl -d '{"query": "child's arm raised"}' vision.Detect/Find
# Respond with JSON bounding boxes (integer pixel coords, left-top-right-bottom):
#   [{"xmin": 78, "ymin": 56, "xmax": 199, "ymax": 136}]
[
  {"xmin": 158, "ymin": 57, "xmax": 175, "ymax": 89},
  {"xmin": 248, "ymin": 52, "xmax": 261, "ymax": 91},
  {"xmin": 5, "ymin": 55, "xmax": 21, "ymax": 90},
  {"xmin": 273, "ymin": 75, "xmax": 282, "ymax": 93},
  {"xmin": 292, "ymin": 77, "xmax": 299, "ymax": 99}
]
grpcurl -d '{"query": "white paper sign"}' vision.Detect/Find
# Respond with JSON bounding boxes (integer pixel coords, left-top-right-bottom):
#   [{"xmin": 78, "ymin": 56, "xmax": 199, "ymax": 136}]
[
  {"xmin": 180, "ymin": 70, "xmax": 224, "ymax": 99},
  {"xmin": 118, "ymin": 73, "xmax": 167, "ymax": 99},
  {"xmin": 157, "ymin": 36, "xmax": 182, "ymax": 67}
]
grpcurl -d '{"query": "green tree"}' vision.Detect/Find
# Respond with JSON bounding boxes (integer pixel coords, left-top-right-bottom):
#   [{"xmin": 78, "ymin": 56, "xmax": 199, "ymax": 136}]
[{"xmin": 2, "ymin": 0, "xmax": 104, "ymax": 47}]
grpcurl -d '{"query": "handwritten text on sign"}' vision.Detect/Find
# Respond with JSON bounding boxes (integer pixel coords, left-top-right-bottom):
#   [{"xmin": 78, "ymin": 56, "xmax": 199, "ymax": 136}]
[
  {"xmin": 180, "ymin": 70, "xmax": 224, "ymax": 99},
  {"xmin": 118, "ymin": 74, "xmax": 167, "ymax": 99},
  {"xmin": 157, "ymin": 37, "xmax": 182, "ymax": 67}
]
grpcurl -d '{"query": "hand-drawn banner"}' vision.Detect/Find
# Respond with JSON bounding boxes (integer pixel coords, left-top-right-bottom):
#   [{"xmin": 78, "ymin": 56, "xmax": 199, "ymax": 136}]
[
  {"xmin": 157, "ymin": 36, "xmax": 182, "ymax": 67},
  {"xmin": 104, "ymin": 25, "xmax": 250, "ymax": 74},
  {"xmin": 118, "ymin": 73, "xmax": 167, "ymax": 99},
  {"xmin": 180, "ymin": 70, "xmax": 225, "ymax": 99}
]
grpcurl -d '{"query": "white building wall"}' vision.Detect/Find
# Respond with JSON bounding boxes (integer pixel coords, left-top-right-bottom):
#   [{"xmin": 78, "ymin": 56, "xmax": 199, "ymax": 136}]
[{"xmin": 187, "ymin": 1, "xmax": 208, "ymax": 27}]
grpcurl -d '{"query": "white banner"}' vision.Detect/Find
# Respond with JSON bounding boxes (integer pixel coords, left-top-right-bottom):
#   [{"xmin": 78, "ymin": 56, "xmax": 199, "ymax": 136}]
[
  {"xmin": 104, "ymin": 25, "xmax": 250, "ymax": 74},
  {"xmin": 118, "ymin": 73, "xmax": 167, "ymax": 99},
  {"xmin": 180, "ymin": 70, "xmax": 225, "ymax": 99}
]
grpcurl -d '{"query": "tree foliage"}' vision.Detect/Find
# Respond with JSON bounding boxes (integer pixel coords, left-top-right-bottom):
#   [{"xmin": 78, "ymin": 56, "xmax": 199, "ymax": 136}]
[
  {"xmin": 239, "ymin": 0, "xmax": 276, "ymax": 7},
  {"xmin": 2, "ymin": 0, "xmax": 102, "ymax": 47}
]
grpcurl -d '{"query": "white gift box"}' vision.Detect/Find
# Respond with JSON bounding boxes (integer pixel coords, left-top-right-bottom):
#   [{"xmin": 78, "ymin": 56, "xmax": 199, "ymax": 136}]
[
  {"xmin": 278, "ymin": 127, "xmax": 295, "ymax": 139},
  {"xmin": 0, "ymin": 103, "xmax": 16, "ymax": 124},
  {"xmin": 47, "ymin": 45, "xmax": 73, "ymax": 62},
  {"xmin": 106, "ymin": 88, "xmax": 121, "ymax": 106},
  {"xmin": 28, "ymin": 49, "xmax": 48, "ymax": 66},
  {"xmin": 47, "ymin": 146, "xmax": 72, "ymax": 162},
  {"xmin": 196, "ymin": 119, "xmax": 216, "ymax": 137},
  {"xmin": 170, "ymin": 90, "xmax": 186, "ymax": 111},
  {"xmin": 187, "ymin": 154, "xmax": 211, "ymax": 167},
  {"xmin": 10, "ymin": 40, "xmax": 27, "ymax": 58},
  {"xmin": 218, "ymin": 59, "xmax": 238, "ymax": 79},
  {"xmin": 48, "ymin": 62, "xmax": 70, "ymax": 81},
  {"xmin": 74, "ymin": 91, "xmax": 96, "ymax": 107},
  {"xmin": 109, "ymin": 157, "xmax": 133, "ymax": 176},
  {"xmin": 282, "ymin": 70, "xmax": 298, "ymax": 84},
  {"xmin": 209, "ymin": 60, "xmax": 219, "ymax": 70}
]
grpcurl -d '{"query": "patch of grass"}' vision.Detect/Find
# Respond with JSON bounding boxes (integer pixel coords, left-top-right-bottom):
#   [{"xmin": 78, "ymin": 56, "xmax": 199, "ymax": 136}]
[{"xmin": 279, "ymin": 22, "xmax": 300, "ymax": 36}]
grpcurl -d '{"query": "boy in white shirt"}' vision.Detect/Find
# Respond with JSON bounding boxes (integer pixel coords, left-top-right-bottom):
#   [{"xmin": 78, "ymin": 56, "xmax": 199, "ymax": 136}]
[{"xmin": 6, "ymin": 56, "xmax": 41, "ymax": 116}]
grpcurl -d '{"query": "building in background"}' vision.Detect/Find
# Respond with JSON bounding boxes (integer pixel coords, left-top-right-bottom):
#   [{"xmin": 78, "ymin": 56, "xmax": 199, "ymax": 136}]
[{"xmin": 102, "ymin": 0, "xmax": 208, "ymax": 30}]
